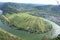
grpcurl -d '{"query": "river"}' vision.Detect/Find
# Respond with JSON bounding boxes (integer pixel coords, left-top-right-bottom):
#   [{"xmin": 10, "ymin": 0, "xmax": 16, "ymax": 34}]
[{"xmin": 0, "ymin": 17, "xmax": 60, "ymax": 40}]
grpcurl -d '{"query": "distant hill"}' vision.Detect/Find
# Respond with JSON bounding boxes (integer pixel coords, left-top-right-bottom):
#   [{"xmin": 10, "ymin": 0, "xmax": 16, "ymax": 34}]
[
  {"xmin": 34, "ymin": 5, "xmax": 60, "ymax": 14},
  {"xmin": 0, "ymin": 2, "xmax": 37, "ymax": 14},
  {"xmin": 0, "ymin": 2, "xmax": 60, "ymax": 13},
  {"xmin": 0, "ymin": 2, "xmax": 60, "ymax": 14}
]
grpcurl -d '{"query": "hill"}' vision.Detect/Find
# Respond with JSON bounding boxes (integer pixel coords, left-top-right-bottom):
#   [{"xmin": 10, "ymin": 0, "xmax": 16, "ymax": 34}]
[
  {"xmin": 0, "ymin": 13, "xmax": 52, "ymax": 34},
  {"xmin": 0, "ymin": 2, "xmax": 60, "ymax": 14}
]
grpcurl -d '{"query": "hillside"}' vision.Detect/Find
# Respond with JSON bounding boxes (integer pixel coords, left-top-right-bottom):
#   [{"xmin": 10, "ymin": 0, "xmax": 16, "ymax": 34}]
[
  {"xmin": 0, "ymin": 13, "xmax": 52, "ymax": 33},
  {"xmin": 0, "ymin": 2, "xmax": 36, "ymax": 14},
  {"xmin": 0, "ymin": 28, "xmax": 23, "ymax": 40},
  {"xmin": 0, "ymin": 2, "xmax": 60, "ymax": 14}
]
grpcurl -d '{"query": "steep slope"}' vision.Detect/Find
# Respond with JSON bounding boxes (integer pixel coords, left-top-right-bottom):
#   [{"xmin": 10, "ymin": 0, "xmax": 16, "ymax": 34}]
[
  {"xmin": 0, "ymin": 28, "xmax": 23, "ymax": 40},
  {"xmin": 0, "ymin": 13, "xmax": 52, "ymax": 34}
]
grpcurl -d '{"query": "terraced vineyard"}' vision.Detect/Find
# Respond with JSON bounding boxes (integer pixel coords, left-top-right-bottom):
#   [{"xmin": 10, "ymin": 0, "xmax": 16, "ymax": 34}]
[
  {"xmin": 0, "ymin": 13, "xmax": 60, "ymax": 40},
  {"xmin": 0, "ymin": 13, "xmax": 52, "ymax": 34}
]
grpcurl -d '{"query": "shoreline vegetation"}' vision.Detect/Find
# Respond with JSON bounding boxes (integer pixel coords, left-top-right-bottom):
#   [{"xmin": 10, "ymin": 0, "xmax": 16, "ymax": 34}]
[{"xmin": 0, "ymin": 28, "xmax": 24, "ymax": 40}]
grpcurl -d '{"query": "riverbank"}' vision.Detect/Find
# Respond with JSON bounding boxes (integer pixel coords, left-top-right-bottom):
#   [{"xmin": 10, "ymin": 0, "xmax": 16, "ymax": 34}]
[{"xmin": 0, "ymin": 28, "xmax": 24, "ymax": 40}]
